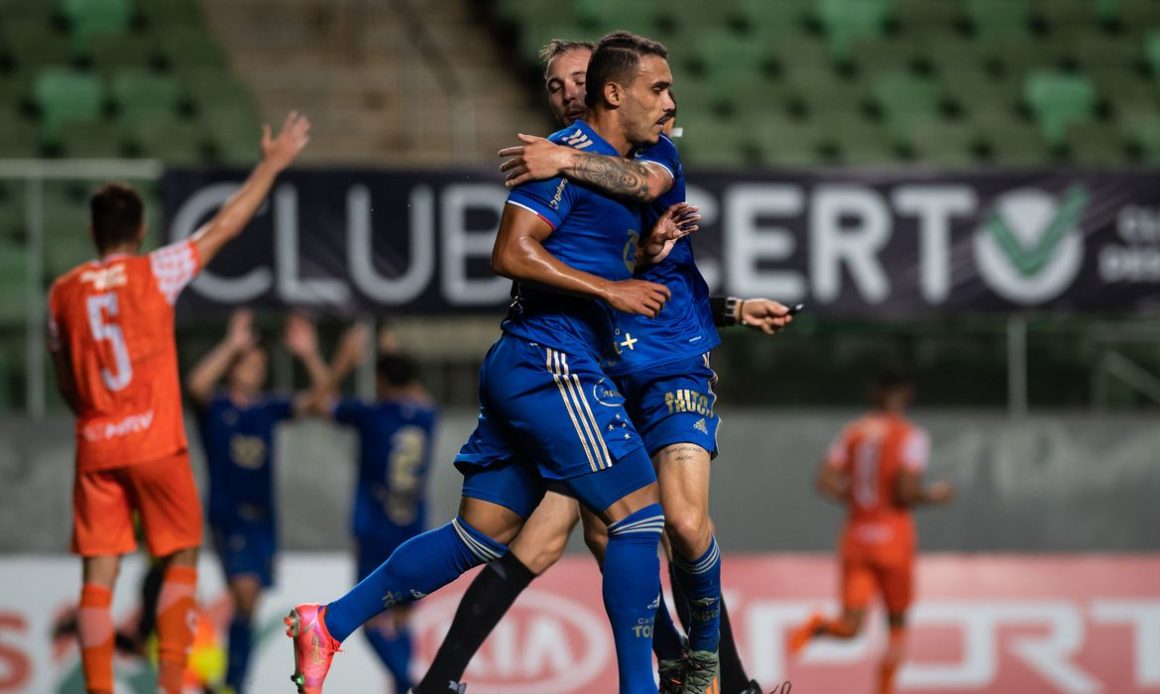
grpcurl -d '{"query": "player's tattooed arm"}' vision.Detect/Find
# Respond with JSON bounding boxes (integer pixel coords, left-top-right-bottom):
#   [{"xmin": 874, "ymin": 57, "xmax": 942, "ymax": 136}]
[{"xmin": 499, "ymin": 134, "xmax": 672, "ymax": 203}]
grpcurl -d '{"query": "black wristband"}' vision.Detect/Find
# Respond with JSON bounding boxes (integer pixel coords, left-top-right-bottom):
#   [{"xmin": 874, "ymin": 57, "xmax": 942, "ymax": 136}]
[{"xmin": 710, "ymin": 296, "xmax": 740, "ymax": 327}]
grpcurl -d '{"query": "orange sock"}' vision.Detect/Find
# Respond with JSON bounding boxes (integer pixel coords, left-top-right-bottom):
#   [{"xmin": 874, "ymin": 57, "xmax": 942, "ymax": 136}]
[
  {"xmin": 78, "ymin": 584, "xmax": 115, "ymax": 694},
  {"xmin": 877, "ymin": 625, "xmax": 906, "ymax": 694},
  {"xmin": 820, "ymin": 618, "xmax": 859, "ymax": 638},
  {"xmin": 155, "ymin": 566, "xmax": 197, "ymax": 694}
]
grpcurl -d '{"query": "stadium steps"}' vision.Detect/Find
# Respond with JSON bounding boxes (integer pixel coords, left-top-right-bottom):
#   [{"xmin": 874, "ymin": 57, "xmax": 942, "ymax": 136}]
[{"xmin": 201, "ymin": 0, "xmax": 547, "ymax": 165}]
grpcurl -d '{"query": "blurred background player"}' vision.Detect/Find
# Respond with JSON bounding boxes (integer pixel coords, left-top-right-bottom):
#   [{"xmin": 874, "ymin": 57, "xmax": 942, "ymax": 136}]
[
  {"xmin": 418, "ymin": 37, "xmax": 791, "ymax": 694},
  {"xmin": 45, "ymin": 112, "xmax": 310, "ymax": 694},
  {"xmin": 186, "ymin": 309, "xmax": 327, "ymax": 694},
  {"xmin": 789, "ymin": 368, "xmax": 955, "ymax": 694},
  {"xmin": 311, "ymin": 323, "xmax": 438, "ymax": 694}
]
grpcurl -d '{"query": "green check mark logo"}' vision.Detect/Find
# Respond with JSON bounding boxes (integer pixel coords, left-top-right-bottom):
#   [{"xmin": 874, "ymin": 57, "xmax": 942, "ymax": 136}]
[{"xmin": 984, "ymin": 185, "xmax": 1088, "ymax": 277}]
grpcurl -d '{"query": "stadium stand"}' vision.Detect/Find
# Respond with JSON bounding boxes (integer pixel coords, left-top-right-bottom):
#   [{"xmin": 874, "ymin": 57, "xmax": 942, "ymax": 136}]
[{"xmin": 487, "ymin": 0, "xmax": 1160, "ymax": 167}]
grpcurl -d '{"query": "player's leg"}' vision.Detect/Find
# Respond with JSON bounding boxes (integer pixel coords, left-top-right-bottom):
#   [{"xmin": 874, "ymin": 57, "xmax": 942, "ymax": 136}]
[
  {"xmin": 73, "ymin": 467, "xmax": 138, "ymax": 694},
  {"xmin": 224, "ymin": 574, "xmax": 263, "ymax": 692},
  {"xmin": 876, "ymin": 562, "xmax": 914, "ymax": 694},
  {"xmin": 416, "ymin": 489, "xmax": 580, "ymax": 693},
  {"xmin": 131, "ymin": 452, "xmax": 204, "ymax": 694},
  {"xmin": 215, "ymin": 522, "xmax": 273, "ymax": 694},
  {"xmin": 790, "ymin": 557, "xmax": 870, "ymax": 654}
]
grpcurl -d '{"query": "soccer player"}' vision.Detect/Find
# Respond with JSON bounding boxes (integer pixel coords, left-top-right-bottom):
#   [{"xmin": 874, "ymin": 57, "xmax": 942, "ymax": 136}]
[
  {"xmin": 186, "ymin": 309, "xmax": 327, "ymax": 694},
  {"xmin": 286, "ymin": 32, "xmax": 682, "ymax": 694},
  {"xmin": 46, "ymin": 111, "xmax": 310, "ymax": 694},
  {"xmin": 313, "ymin": 324, "xmax": 439, "ymax": 694},
  {"xmin": 789, "ymin": 369, "xmax": 954, "ymax": 694},
  {"xmin": 415, "ymin": 38, "xmax": 790, "ymax": 694}
]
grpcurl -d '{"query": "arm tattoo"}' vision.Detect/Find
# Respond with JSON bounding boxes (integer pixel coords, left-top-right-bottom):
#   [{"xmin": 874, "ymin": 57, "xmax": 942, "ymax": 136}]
[{"xmin": 569, "ymin": 152, "xmax": 653, "ymax": 202}]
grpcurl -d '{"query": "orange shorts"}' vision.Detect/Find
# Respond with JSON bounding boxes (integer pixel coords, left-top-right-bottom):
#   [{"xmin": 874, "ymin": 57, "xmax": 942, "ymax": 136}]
[
  {"xmin": 72, "ymin": 450, "xmax": 203, "ymax": 558},
  {"xmin": 842, "ymin": 555, "xmax": 913, "ymax": 616}
]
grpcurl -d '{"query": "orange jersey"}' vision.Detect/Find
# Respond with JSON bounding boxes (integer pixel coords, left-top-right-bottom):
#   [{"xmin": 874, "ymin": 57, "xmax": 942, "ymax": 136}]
[
  {"xmin": 825, "ymin": 413, "xmax": 929, "ymax": 565},
  {"xmin": 48, "ymin": 240, "xmax": 202, "ymax": 472}
]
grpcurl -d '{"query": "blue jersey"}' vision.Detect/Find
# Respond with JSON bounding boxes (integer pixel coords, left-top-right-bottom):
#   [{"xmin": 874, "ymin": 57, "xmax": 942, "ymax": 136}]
[
  {"xmin": 334, "ymin": 397, "xmax": 438, "ymax": 542},
  {"xmin": 502, "ymin": 120, "xmax": 644, "ymax": 358},
  {"xmin": 603, "ymin": 134, "xmax": 719, "ymax": 376},
  {"xmin": 198, "ymin": 392, "xmax": 294, "ymax": 527}
]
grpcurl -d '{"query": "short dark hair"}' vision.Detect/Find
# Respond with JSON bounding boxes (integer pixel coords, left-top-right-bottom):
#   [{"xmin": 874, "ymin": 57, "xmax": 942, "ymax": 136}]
[
  {"xmin": 90, "ymin": 183, "xmax": 144, "ymax": 252},
  {"xmin": 585, "ymin": 31, "xmax": 669, "ymax": 108},
  {"xmin": 376, "ymin": 353, "xmax": 419, "ymax": 387},
  {"xmin": 539, "ymin": 39, "xmax": 595, "ymax": 78},
  {"xmin": 875, "ymin": 367, "xmax": 912, "ymax": 392}
]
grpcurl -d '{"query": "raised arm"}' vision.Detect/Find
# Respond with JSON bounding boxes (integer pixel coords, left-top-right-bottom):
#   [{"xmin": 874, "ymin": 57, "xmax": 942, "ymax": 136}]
[
  {"xmin": 491, "ymin": 204, "xmax": 670, "ymax": 317},
  {"xmin": 186, "ymin": 309, "xmax": 255, "ymax": 407},
  {"xmin": 499, "ymin": 134, "xmax": 672, "ymax": 203},
  {"xmin": 190, "ymin": 112, "xmax": 311, "ymax": 265},
  {"xmin": 282, "ymin": 313, "xmax": 328, "ymax": 416}
]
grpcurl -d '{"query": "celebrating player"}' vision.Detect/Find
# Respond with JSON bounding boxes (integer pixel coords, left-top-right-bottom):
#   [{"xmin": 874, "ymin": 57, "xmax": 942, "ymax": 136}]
[
  {"xmin": 789, "ymin": 368, "xmax": 954, "ymax": 694},
  {"xmin": 313, "ymin": 324, "xmax": 439, "ymax": 693},
  {"xmin": 286, "ymin": 32, "xmax": 683, "ymax": 694},
  {"xmin": 46, "ymin": 112, "xmax": 309, "ymax": 694},
  {"xmin": 416, "ymin": 37, "xmax": 791, "ymax": 694},
  {"xmin": 186, "ymin": 309, "xmax": 327, "ymax": 694}
]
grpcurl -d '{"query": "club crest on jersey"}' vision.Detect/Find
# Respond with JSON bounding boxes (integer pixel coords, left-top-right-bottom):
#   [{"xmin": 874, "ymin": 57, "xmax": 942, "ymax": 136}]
[
  {"xmin": 592, "ymin": 377, "xmax": 626, "ymax": 407},
  {"xmin": 623, "ymin": 229, "xmax": 640, "ymax": 272}
]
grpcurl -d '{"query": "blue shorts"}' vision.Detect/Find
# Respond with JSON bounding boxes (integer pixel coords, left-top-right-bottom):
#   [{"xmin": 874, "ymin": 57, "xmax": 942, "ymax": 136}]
[
  {"xmin": 616, "ymin": 353, "xmax": 721, "ymax": 458},
  {"xmin": 212, "ymin": 520, "xmax": 276, "ymax": 587},
  {"xmin": 456, "ymin": 335, "xmax": 657, "ymax": 513}
]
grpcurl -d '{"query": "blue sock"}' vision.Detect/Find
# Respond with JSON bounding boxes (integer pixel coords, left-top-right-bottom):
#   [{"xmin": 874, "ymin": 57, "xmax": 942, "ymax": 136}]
[
  {"xmin": 365, "ymin": 623, "xmax": 414, "ymax": 693},
  {"xmin": 324, "ymin": 516, "xmax": 506, "ymax": 643},
  {"xmin": 652, "ymin": 591, "xmax": 686, "ymax": 662},
  {"xmin": 672, "ymin": 534, "xmax": 722, "ymax": 653},
  {"xmin": 225, "ymin": 614, "xmax": 253, "ymax": 691},
  {"xmin": 605, "ymin": 504, "xmax": 665, "ymax": 694}
]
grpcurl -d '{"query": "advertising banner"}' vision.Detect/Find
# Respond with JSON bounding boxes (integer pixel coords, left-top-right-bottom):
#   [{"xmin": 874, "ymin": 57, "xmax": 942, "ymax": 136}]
[
  {"xmin": 3, "ymin": 553, "xmax": 1158, "ymax": 692},
  {"xmin": 163, "ymin": 168, "xmax": 1160, "ymax": 316}
]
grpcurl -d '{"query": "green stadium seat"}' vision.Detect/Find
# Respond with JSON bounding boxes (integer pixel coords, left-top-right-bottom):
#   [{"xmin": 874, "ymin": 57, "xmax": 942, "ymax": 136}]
[
  {"xmin": 1069, "ymin": 34, "xmax": 1141, "ymax": 71},
  {"xmin": 1146, "ymin": 32, "xmax": 1160, "ymax": 78},
  {"xmin": 33, "ymin": 68, "xmax": 105, "ymax": 138},
  {"xmin": 816, "ymin": 0, "xmax": 892, "ymax": 62},
  {"xmin": 57, "ymin": 119, "xmax": 126, "ymax": 157},
  {"xmin": 1066, "ymin": 122, "xmax": 1128, "ymax": 166},
  {"xmin": 694, "ymin": 31, "xmax": 771, "ymax": 78},
  {"xmin": 849, "ymin": 39, "xmax": 918, "ymax": 75},
  {"xmin": 1024, "ymin": 70, "xmax": 1097, "ymax": 144},
  {"xmin": 132, "ymin": 116, "xmax": 204, "ymax": 164},
  {"xmin": 576, "ymin": 0, "xmax": 662, "ymax": 34},
  {"xmin": 767, "ymin": 32, "xmax": 833, "ymax": 71},
  {"xmin": 203, "ymin": 107, "xmax": 263, "ymax": 165},
  {"xmin": 0, "ymin": 115, "xmax": 42, "ymax": 158},
  {"xmin": 665, "ymin": 0, "xmax": 738, "ymax": 32},
  {"xmin": 517, "ymin": 22, "xmax": 587, "ymax": 65},
  {"xmin": 737, "ymin": 0, "xmax": 813, "ymax": 36},
  {"xmin": 43, "ymin": 189, "xmax": 95, "ymax": 276},
  {"xmin": 908, "ymin": 121, "xmax": 979, "ymax": 166},
  {"xmin": 0, "ymin": 181, "xmax": 27, "ymax": 241},
  {"xmin": 61, "ymin": 0, "xmax": 134, "ymax": 49},
  {"xmin": 1123, "ymin": 112, "xmax": 1160, "ymax": 162},
  {"xmin": 156, "ymin": 26, "xmax": 228, "ymax": 70},
  {"xmin": 871, "ymin": 71, "xmax": 945, "ymax": 136},
  {"xmin": 679, "ymin": 118, "xmax": 756, "ymax": 168},
  {"xmin": 941, "ymin": 65, "xmax": 1022, "ymax": 116},
  {"xmin": 754, "ymin": 119, "xmax": 828, "ymax": 166},
  {"xmin": 111, "ymin": 69, "xmax": 181, "ymax": 127},
  {"xmin": 2, "ymin": 20, "xmax": 77, "ymax": 68},
  {"xmin": 978, "ymin": 118, "xmax": 1052, "ymax": 165},
  {"xmin": 138, "ymin": 0, "xmax": 203, "ymax": 28},
  {"xmin": 966, "ymin": 0, "xmax": 1034, "ymax": 40},
  {"xmin": 86, "ymin": 33, "xmax": 157, "ymax": 76},
  {"xmin": 894, "ymin": 0, "xmax": 963, "ymax": 31}
]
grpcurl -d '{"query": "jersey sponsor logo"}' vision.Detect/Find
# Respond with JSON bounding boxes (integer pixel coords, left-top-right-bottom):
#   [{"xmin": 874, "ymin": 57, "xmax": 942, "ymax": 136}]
[
  {"xmin": 974, "ymin": 186, "xmax": 1087, "ymax": 304},
  {"xmin": 549, "ymin": 179, "xmax": 568, "ymax": 210},
  {"xmin": 591, "ymin": 377, "xmax": 626, "ymax": 407},
  {"xmin": 81, "ymin": 409, "xmax": 155, "ymax": 442},
  {"xmin": 414, "ymin": 589, "xmax": 611, "ymax": 694},
  {"xmin": 664, "ymin": 389, "xmax": 714, "ymax": 418},
  {"xmin": 79, "ymin": 264, "xmax": 127, "ymax": 291}
]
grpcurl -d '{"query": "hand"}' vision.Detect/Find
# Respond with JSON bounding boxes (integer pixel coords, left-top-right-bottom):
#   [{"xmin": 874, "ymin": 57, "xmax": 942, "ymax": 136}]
[
  {"xmin": 928, "ymin": 480, "xmax": 955, "ymax": 504},
  {"xmin": 338, "ymin": 323, "xmax": 370, "ymax": 366},
  {"xmin": 604, "ymin": 279, "xmax": 671, "ymax": 318},
  {"xmin": 378, "ymin": 326, "xmax": 400, "ymax": 354},
  {"xmin": 282, "ymin": 313, "xmax": 317, "ymax": 357},
  {"xmin": 261, "ymin": 111, "xmax": 311, "ymax": 172},
  {"xmin": 739, "ymin": 298, "xmax": 794, "ymax": 335},
  {"xmin": 639, "ymin": 202, "xmax": 700, "ymax": 265},
  {"xmin": 225, "ymin": 309, "xmax": 257, "ymax": 351},
  {"xmin": 499, "ymin": 134, "xmax": 573, "ymax": 187}
]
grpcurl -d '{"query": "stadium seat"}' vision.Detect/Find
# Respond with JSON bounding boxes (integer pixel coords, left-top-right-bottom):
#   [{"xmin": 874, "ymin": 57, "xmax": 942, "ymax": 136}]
[
  {"xmin": 908, "ymin": 121, "xmax": 979, "ymax": 166},
  {"xmin": 816, "ymin": 0, "xmax": 891, "ymax": 62},
  {"xmin": 33, "ymin": 68, "xmax": 105, "ymax": 138},
  {"xmin": 1066, "ymin": 122, "xmax": 1128, "ymax": 166},
  {"xmin": 61, "ymin": 0, "xmax": 134, "ymax": 49},
  {"xmin": 57, "ymin": 119, "xmax": 126, "ymax": 158},
  {"xmin": 131, "ymin": 116, "xmax": 205, "ymax": 163},
  {"xmin": 1123, "ymin": 112, "xmax": 1160, "ymax": 162},
  {"xmin": 138, "ymin": 0, "xmax": 203, "ymax": 28},
  {"xmin": 576, "ymin": 0, "xmax": 662, "ymax": 34},
  {"xmin": 111, "ymin": 69, "xmax": 181, "ymax": 127},
  {"xmin": 966, "ymin": 0, "xmax": 1034, "ymax": 40},
  {"xmin": 871, "ymin": 70, "xmax": 945, "ymax": 137},
  {"xmin": 1146, "ymin": 31, "xmax": 1160, "ymax": 77},
  {"xmin": 1024, "ymin": 71, "xmax": 1096, "ymax": 145},
  {"xmin": 87, "ymin": 33, "xmax": 158, "ymax": 77},
  {"xmin": 693, "ymin": 31, "xmax": 772, "ymax": 78},
  {"xmin": 0, "ymin": 115, "xmax": 43, "ymax": 158},
  {"xmin": 979, "ymin": 119, "xmax": 1052, "ymax": 165},
  {"xmin": 2, "ymin": 20, "xmax": 77, "ymax": 69},
  {"xmin": 737, "ymin": 0, "xmax": 814, "ymax": 37},
  {"xmin": 156, "ymin": 25, "xmax": 228, "ymax": 71},
  {"xmin": 0, "ymin": 241, "xmax": 29, "ymax": 327}
]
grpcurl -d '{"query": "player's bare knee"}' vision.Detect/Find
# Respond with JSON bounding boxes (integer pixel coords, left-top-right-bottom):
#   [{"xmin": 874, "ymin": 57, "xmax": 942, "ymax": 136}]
[
  {"xmin": 512, "ymin": 534, "xmax": 566, "ymax": 575},
  {"xmin": 664, "ymin": 508, "xmax": 712, "ymax": 558},
  {"xmin": 162, "ymin": 546, "xmax": 198, "ymax": 568}
]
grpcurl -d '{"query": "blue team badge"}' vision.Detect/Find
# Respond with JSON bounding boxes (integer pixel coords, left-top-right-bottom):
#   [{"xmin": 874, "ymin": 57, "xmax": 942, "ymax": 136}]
[
  {"xmin": 592, "ymin": 378, "xmax": 626, "ymax": 407},
  {"xmin": 623, "ymin": 229, "xmax": 640, "ymax": 273}
]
